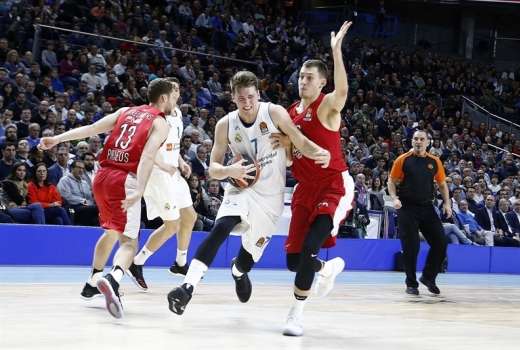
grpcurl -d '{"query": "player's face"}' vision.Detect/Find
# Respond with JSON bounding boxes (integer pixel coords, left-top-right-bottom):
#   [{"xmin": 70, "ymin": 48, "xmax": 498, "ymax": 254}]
[
  {"xmin": 232, "ymin": 86, "xmax": 259, "ymax": 115},
  {"xmin": 298, "ymin": 67, "xmax": 326, "ymax": 99},
  {"xmin": 165, "ymin": 82, "xmax": 180, "ymax": 114}
]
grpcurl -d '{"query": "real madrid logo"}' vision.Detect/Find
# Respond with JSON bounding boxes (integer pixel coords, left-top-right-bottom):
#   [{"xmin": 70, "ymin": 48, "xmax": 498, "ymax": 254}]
[
  {"xmin": 234, "ymin": 133, "xmax": 242, "ymax": 143},
  {"xmin": 255, "ymin": 236, "xmax": 271, "ymax": 248},
  {"xmin": 164, "ymin": 203, "xmax": 170, "ymax": 210},
  {"xmin": 259, "ymin": 121, "xmax": 269, "ymax": 135}
]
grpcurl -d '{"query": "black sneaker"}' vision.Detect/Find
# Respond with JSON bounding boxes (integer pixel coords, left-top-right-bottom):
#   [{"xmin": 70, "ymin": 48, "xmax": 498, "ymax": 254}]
[
  {"xmin": 419, "ymin": 276, "xmax": 441, "ymax": 295},
  {"xmin": 167, "ymin": 283, "xmax": 193, "ymax": 315},
  {"xmin": 96, "ymin": 274, "xmax": 124, "ymax": 319},
  {"xmin": 405, "ymin": 286, "xmax": 420, "ymax": 296},
  {"xmin": 169, "ymin": 262, "xmax": 189, "ymax": 276},
  {"xmin": 231, "ymin": 258, "xmax": 252, "ymax": 303},
  {"xmin": 80, "ymin": 282, "xmax": 101, "ymax": 300},
  {"xmin": 127, "ymin": 263, "xmax": 148, "ymax": 291}
]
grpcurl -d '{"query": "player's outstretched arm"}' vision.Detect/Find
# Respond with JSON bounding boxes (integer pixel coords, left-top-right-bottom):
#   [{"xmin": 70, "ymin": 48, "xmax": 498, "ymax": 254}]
[
  {"xmin": 39, "ymin": 107, "xmax": 128, "ymax": 150},
  {"xmin": 122, "ymin": 117, "xmax": 168, "ymax": 210},
  {"xmin": 320, "ymin": 21, "xmax": 352, "ymax": 123},
  {"xmin": 208, "ymin": 117, "xmax": 256, "ymax": 180},
  {"xmin": 270, "ymin": 104, "xmax": 330, "ymax": 168}
]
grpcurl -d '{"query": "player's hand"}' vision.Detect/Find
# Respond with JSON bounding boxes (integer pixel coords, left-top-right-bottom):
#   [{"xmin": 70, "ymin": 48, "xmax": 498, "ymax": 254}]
[
  {"xmin": 330, "ymin": 21, "xmax": 352, "ymax": 53},
  {"xmin": 180, "ymin": 161, "xmax": 191, "ymax": 178},
  {"xmin": 443, "ymin": 203, "xmax": 452, "ymax": 218},
  {"xmin": 270, "ymin": 133, "xmax": 291, "ymax": 150},
  {"xmin": 393, "ymin": 197, "xmax": 402, "ymax": 209},
  {"xmin": 38, "ymin": 136, "xmax": 59, "ymax": 150},
  {"xmin": 121, "ymin": 191, "xmax": 142, "ymax": 211},
  {"xmin": 314, "ymin": 149, "xmax": 331, "ymax": 168},
  {"xmin": 227, "ymin": 158, "xmax": 256, "ymax": 181}
]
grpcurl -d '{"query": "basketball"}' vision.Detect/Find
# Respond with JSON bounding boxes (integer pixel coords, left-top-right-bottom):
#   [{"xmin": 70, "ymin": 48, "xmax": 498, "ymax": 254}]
[{"xmin": 228, "ymin": 153, "xmax": 261, "ymax": 189}]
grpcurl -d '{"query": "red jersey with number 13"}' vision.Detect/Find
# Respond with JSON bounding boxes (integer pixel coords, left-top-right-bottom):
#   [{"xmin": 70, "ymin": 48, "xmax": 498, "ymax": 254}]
[
  {"xmin": 99, "ymin": 105, "xmax": 165, "ymax": 174},
  {"xmin": 288, "ymin": 93, "xmax": 347, "ymax": 183}
]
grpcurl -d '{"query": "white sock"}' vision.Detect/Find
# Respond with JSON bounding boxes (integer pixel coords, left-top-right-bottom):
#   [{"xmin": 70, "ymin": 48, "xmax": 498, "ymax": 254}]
[
  {"xmin": 134, "ymin": 246, "xmax": 154, "ymax": 265},
  {"xmin": 232, "ymin": 264, "xmax": 243, "ymax": 277},
  {"xmin": 183, "ymin": 259, "xmax": 208, "ymax": 288},
  {"xmin": 88, "ymin": 272, "xmax": 103, "ymax": 287},
  {"xmin": 110, "ymin": 266, "xmax": 124, "ymax": 283},
  {"xmin": 291, "ymin": 298, "xmax": 306, "ymax": 318},
  {"xmin": 176, "ymin": 249, "xmax": 188, "ymax": 266}
]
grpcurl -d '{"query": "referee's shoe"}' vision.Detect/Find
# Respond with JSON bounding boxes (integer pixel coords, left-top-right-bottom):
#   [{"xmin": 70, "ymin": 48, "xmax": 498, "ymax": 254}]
[{"xmin": 419, "ymin": 276, "xmax": 441, "ymax": 295}]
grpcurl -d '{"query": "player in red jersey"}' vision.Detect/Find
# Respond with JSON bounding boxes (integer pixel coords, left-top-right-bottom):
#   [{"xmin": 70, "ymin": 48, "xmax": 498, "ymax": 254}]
[
  {"xmin": 272, "ymin": 21, "xmax": 354, "ymax": 336},
  {"xmin": 39, "ymin": 78, "xmax": 174, "ymax": 318}
]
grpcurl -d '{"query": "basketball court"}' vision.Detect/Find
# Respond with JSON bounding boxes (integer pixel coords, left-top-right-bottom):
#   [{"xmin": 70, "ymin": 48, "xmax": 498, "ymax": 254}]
[{"xmin": 1, "ymin": 267, "xmax": 519, "ymax": 350}]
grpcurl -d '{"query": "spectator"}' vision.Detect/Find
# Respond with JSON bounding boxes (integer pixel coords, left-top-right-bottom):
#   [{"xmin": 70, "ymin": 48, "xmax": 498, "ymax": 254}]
[
  {"xmin": 190, "ymin": 144, "xmax": 209, "ymax": 179},
  {"xmin": 0, "ymin": 142, "xmax": 16, "ymax": 180},
  {"xmin": 457, "ymin": 200, "xmax": 494, "ymax": 246},
  {"xmin": 187, "ymin": 173, "xmax": 213, "ymax": 231},
  {"xmin": 81, "ymin": 152, "xmax": 98, "ymax": 186},
  {"xmin": 57, "ymin": 160, "xmax": 98, "ymax": 226},
  {"xmin": 28, "ymin": 162, "xmax": 71, "ymax": 225},
  {"xmin": 47, "ymin": 146, "xmax": 69, "ymax": 185},
  {"xmin": 368, "ymin": 176, "xmax": 385, "ymax": 210},
  {"xmin": 26, "ymin": 123, "xmax": 41, "ymax": 149},
  {"xmin": 1, "ymin": 162, "xmax": 45, "ymax": 224}
]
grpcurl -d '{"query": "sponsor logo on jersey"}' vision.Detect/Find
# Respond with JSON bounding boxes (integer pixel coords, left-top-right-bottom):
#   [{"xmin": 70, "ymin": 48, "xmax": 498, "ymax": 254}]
[
  {"xmin": 255, "ymin": 236, "xmax": 271, "ymax": 248},
  {"xmin": 164, "ymin": 203, "xmax": 170, "ymax": 210},
  {"xmin": 427, "ymin": 163, "xmax": 434, "ymax": 170},
  {"xmin": 234, "ymin": 133, "xmax": 242, "ymax": 143},
  {"xmin": 259, "ymin": 121, "xmax": 269, "ymax": 135},
  {"xmin": 166, "ymin": 143, "xmax": 173, "ymax": 151},
  {"xmin": 317, "ymin": 201, "xmax": 329, "ymax": 208},
  {"xmin": 303, "ymin": 110, "xmax": 312, "ymax": 121}
]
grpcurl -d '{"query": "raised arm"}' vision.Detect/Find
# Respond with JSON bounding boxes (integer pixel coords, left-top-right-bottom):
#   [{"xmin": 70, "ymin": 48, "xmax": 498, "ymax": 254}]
[
  {"xmin": 39, "ymin": 107, "xmax": 129, "ymax": 149},
  {"xmin": 270, "ymin": 104, "xmax": 330, "ymax": 168},
  {"xmin": 319, "ymin": 21, "xmax": 352, "ymax": 126}
]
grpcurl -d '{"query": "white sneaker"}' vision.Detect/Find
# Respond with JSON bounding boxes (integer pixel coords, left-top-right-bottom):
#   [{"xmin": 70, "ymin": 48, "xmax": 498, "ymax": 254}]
[
  {"xmin": 282, "ymin": 306, "xmax": 303, "ymax": 337},
  {"xmin": 314, "ymin": 257, "xmax": 345, "ymax": 298}
]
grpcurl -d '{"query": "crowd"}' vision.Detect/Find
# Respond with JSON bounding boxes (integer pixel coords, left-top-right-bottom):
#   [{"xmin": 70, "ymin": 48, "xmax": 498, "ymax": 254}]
[{"xmin": 1, "ymin": 0, "xmax": 520, "ymax": 246}]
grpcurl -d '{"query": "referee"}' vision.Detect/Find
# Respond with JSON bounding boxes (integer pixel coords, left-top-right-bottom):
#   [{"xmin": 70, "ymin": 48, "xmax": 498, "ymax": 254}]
[{"xmin": 388, "ymin": 130, "xmax": 451, "ymax": 296}]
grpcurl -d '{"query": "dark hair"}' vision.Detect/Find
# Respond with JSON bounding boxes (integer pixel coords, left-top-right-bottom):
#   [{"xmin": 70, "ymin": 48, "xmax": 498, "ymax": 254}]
[
  {"xmin": 1, "ymin": 142, "xmax": 16, "ymax": 151},
  {"xmin": 229, "ymin": 71, "xmax": 258, "ymax": 94},
  {"xmin": 71, "ymin": 159, "xmax": 84, "ymax": 169},
  {"xmin": 32, "ymin": 162, "xmax": 50, "ymax": 187},
  {"xmin": 82, "ymin": 152, "xmax": 96, "ymax": 160},
  {"xmin": 147, "ymin": 78, "xmax": 175, "ymax": 103},
  {"xmin": 302, "ymin": 59, "xmax": 328, "ymax": 79},
  {"xmin": 8, "ymin": 162, "xmax": 27, "ymax": 181}
]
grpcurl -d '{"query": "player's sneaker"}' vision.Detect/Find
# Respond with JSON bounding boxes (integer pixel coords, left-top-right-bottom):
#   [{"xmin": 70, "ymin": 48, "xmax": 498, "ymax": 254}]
[
  {"xmin": 127, "ymin": 263, "xmax": 148, "ymax": 291},
  {"xmin": 405, "ymin": 286, "xmax": 420, "ymax": 296},
  {"xmin": 313, "ymin": 257, "xmax": 345, "ymax": 298},
  {"xmin": 231, "ymin": 258, "xmax": 252, "ymax": 303},
  {"xmin": 169, "ymin": 262, "xmax": 189, "ymax": 276},
  {"xmin": 167, "ymin": 283, "xmax": 193, "ymax": 315},
  {"xmin": 419, "ymin": 276, "xmax": 441, "ymax": 295},
  {"xmin": 282, "ymin": 305, "xmax": 304, "ymax": 337},
  {"xmin": 80, "ymin": 282, "xmax": 101, "ymax": 300},
  {"xmin": 96, "ymin": 274, "xmax": 123, "ymax": 319}
]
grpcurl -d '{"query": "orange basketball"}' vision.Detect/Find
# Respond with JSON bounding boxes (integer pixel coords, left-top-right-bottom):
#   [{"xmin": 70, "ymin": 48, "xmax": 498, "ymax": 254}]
[{"xmin": 228, "ymin": 153, "xmax": 261, "ymax": 188}]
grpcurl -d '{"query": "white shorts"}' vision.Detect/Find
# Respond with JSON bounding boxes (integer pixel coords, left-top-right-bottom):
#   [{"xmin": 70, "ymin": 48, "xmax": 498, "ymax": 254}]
[
  {"xmin": 144, "ymin": 168, "xmax": 192, "ymax": 221},
  {"xmin": 216, "ymin": 187, "xmax": 284, "ymax": 262}
]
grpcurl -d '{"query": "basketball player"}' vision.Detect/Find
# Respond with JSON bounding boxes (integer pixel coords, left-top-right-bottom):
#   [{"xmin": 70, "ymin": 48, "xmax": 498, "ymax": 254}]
[
  {"xmin": 39, "ymin": 78, "xmax": 175, "ymax": 319},
  {"xmin": 167, "ymin": 70, "xmax": 331, "ymax": 315},
  {"xmin": 126, "ymin": 77, "xmax": 198, "ymax": 290},
  {"xmin": 271, "ymin": 21, "xmax": 354, "ymax": 336}
]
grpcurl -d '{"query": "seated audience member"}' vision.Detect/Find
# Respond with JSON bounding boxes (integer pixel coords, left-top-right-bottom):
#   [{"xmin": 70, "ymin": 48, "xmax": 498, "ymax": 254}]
[
  {"xmin": 57, "ymin": 160, "xmax": 98, "ymax": 226},
  {"xmin": 456, "ymin": 200, "xmax": 494, "ymax": 246},
  {"xmin": 48, "ymin": 146, "xmax": 70, "ymax": 185},
  {"xmin": 1, "ymin": 162, "xmax": 45, "ymax": 224},
  {"xmin": 28, "ymin": 162, "xmax": 72, "ymax": 225}
]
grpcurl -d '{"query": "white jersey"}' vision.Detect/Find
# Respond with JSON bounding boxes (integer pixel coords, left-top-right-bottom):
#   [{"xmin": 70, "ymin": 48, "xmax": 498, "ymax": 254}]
[
  {"xmin": 218, "ymin": 102, "xmax": 287, "ymax": 262},
  {"xmin": 226, "ymin": 101, "xmax": 286, "ymax": 196},
  {"xmin": 155, "ymin": 107, "xmax": 183, "ymax": 168}
]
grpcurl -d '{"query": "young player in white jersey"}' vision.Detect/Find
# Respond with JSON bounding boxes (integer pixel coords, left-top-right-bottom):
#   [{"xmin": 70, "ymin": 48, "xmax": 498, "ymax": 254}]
[
  {"xmin": 127, "ymin": 77, "xmax": 198, "ymax": 290},
  {"xmin": 167, "ymin": 70, "xmax": 331, "ymax": 315}
]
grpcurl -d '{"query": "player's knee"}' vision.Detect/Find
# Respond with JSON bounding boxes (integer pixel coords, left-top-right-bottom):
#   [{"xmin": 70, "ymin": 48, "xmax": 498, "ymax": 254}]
[
  {"xmin": 286, "ymin": 253, "xmax": 300, "ymax": 272},
  {"xmin": 163, "ymin": 220, "xmax": 180, "ymax": 236},
  {"xmin": 181, "ymin": 207, "xmax": 198, "ymax": 226}
]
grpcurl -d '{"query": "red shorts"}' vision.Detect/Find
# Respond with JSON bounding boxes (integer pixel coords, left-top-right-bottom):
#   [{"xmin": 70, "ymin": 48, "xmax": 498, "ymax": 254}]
[
  {"xmin": 93, "ymin": 167, "xmax": 141, "ymax": 238},
  {"xmin": 285, "ymin": 171, "xmax": 354, "ymax": 254}
]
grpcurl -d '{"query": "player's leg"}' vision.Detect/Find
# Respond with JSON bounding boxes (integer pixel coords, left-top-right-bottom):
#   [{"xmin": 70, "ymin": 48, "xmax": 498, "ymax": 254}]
[
  {"xmin": 167, "ymin": 215, "xmax": 240, "ymax": 315},
  {"xmin": 169, "ymin": 205, "xmax": 197, "ymax": 275},
  {"xmin": 230, "ymin": 245, "xmax": 255, "ymax": 303},
  {"xmin": 128, "ymin": 219, "xmax": 180, "ymax": 290},
  {"xmin": 80, "ymin": 229, "xmax": 119, "ymax": 300}
]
